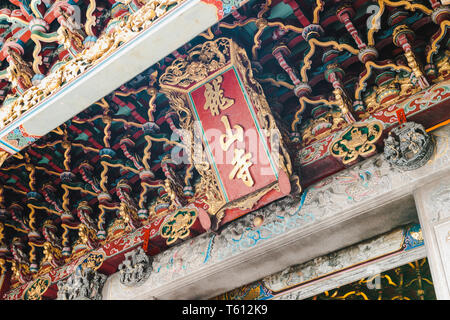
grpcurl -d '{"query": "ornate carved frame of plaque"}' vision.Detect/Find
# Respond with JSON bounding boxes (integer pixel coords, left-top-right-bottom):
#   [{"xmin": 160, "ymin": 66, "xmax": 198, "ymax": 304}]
[{"xmin": 159, "ymin": 37, "xmax": 295, "ymax": 226}]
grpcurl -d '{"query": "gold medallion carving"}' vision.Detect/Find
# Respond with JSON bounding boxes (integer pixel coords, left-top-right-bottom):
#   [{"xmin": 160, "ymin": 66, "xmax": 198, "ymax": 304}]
[
  {"xmin": 330, "ymin": 121, "xmax": 383, "ymax": 165},
  {"xmin": 78, "ymin": 251, "xmax": 105, "ymax": 271},
  {"xmin": 160, "ymin": 208, "xmax": 197, "ymax": 245},
  {"xmin": 23, "ymin": 277, "xmax": 50, "ymax": 300}
]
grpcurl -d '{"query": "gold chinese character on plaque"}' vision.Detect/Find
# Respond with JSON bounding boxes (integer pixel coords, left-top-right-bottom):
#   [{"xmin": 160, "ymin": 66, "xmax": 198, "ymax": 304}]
[
  {"xmin": 220, "ymin": 115, "xmax": 243, "ymax": 151},
  {"xmin": 229, "ymin": 148, "xmax": 254, "ymax": 187},
  {"xmin": 204, "ymin": 75, "xmax": 234, "ymax": 116}
]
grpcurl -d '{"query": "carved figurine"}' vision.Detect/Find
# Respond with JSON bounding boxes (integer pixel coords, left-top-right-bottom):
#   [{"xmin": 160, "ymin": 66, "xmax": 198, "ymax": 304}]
[
  {"xmin": 56, "ymin": 267, "xmax": 106, "ymax": 300},
  {"xmin": 40, "ymin": 241, "xmax": 63, "ymax": 269},
  {"xmin": 118, "ymin": 247, "xmax": 152, "ymax": 286},
  {"xmin": 383, "ymin": 122, "xmax": 434, "ymax": 171}
]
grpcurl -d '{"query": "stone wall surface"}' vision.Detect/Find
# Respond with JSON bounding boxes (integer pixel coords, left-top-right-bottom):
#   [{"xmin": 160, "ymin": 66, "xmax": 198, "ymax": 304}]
[{"xmin": 415, "ymin": 171, "xmax": 450, "ymax": 299}]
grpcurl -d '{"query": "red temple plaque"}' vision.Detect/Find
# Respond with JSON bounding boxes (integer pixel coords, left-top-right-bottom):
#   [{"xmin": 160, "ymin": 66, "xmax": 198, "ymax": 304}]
[{"xmin": 160, "ymin": 38, "xmax": 295, "ymax": 226}]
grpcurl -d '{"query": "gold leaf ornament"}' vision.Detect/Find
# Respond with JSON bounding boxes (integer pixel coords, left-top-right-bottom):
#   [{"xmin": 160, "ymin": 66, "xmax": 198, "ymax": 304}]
[{"xmin": 330, "ymin": 121, "xmax": 383, "ymax": 165}]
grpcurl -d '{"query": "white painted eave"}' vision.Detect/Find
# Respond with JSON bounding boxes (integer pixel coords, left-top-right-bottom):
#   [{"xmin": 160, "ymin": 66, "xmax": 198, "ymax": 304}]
[{"xmin": 0, "ymin": 0, "xmax": 233, "ymax": 154}]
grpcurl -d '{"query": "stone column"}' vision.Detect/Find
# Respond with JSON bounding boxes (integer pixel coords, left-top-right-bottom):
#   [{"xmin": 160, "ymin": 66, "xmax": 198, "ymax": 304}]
[{"xmin": 414, "ymin": 173, "xmax": 450, "ymax": 299}]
